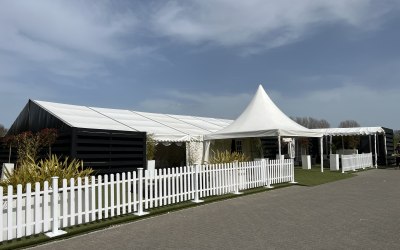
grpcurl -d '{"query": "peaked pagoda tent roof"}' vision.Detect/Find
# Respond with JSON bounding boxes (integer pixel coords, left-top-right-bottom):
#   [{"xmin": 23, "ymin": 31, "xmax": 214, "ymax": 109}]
[
  {"xmin": 8, "ymin": 100, "xmax": 233, "ymax": 142},
  {"xmin": 204, "ymin": 85, "xmax": 322, "ymax": 140}
]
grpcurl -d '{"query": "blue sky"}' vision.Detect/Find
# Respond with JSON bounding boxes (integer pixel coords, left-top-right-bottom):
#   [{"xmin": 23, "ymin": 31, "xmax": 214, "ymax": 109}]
[{"xmin": 1, "ymin": 0, "xmax": 399, "ymax": 129}]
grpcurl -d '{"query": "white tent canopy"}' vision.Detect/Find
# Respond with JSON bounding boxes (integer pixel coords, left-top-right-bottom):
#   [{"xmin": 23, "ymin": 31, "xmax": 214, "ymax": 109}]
[
  {"xmin": 204, "ymin": 85, "xmax": 322, "ymax": 140},
  {"xmin": 312, "ymin": 127, "xmax": 386, "ymax": 168},
  {"xmin": 312, "ymin": 127, "xmax": 386, "ymax": 136},
  {"xmin": 34, "ymin": 100, "xmax": 232, "ymax": 142}
]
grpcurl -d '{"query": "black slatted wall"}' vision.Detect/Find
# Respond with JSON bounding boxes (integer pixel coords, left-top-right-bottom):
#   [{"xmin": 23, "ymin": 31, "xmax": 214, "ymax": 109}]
[
  {"xmin": 71, "ymin": 128, "xmax": 146, "ymax": 174},
  {"xmin": 0, "ymin": 127, "xmax": 146, "ymax": 175}
]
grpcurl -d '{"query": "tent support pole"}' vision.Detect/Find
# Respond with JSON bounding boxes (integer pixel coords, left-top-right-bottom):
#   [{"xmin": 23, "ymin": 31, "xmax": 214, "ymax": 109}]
[
  {"xmin": 342, "ymin": 136, "xmax": 344, "ymax": 150},
  {"xmin": 320, "ymin": 137, "xmax": 323, "ymax": 173},
  {"xmin": 185, "ymin": 142, "xmax": 190, "ymax": 166},
  {"xmin": 329, "ymin": 135, "xmax": 332, "ymax": 155},
  {"xmin": 374, "ymin": 133, "xmax": 378, "ymax": 168},
  {"xmin": 369, "ymin": 135, "xmax": 372, "ymax": 153},
  {"xmin": 278, "ymin": 135, "xmax": 281, "ymax": 158},
  {"xmin": 324, "ymin": 136, "xmax": 327, "ymax": 157}
]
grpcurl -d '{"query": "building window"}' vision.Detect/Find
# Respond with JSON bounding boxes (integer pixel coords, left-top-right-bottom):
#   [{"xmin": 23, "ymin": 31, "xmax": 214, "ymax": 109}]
[{"xmin": 236, "ymin": 140, "xmax": 243, "ymax": 154}]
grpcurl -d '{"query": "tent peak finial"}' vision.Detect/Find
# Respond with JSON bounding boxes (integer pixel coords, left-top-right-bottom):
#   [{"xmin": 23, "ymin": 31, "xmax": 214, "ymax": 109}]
[{"xmin": 257, "ymin": 84, "xmax": 265, "ymax": 93}]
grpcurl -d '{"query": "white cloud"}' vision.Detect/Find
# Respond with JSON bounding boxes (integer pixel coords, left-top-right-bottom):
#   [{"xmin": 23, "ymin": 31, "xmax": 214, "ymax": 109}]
[
  {"xmin": 0, "ymin": 1, "xmax": 137, "ymax": 78},
  {"xmin": 0, "ymin": 81, "xmax": 58, "ymax": 128},
  {"xmin": 151, "ymin": 0, "xmax": 397, "ymax": 53},
  {"xmin": 138, "ymin": 90, "xmax": 252, "ymax": 119},
  {"xmin": 273, "ymin": 84, "xmax": 399, "ymax": 128}
]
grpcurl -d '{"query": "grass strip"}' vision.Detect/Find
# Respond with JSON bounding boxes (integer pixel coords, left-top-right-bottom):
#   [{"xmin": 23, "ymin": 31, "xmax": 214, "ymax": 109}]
[{"xmin": 294, "ymin": 166, "xmax": 359, "ymax": 186}]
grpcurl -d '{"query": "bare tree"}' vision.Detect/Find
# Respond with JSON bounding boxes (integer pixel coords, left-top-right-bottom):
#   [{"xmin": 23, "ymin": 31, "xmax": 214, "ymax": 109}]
[
  {"xmin": 318, "ymin": 119, "xmax": 330, "ymax": 128},
  {"xmin": 394, "ymin": 130, "xmax": 400, "ymax": 146},
  {"xmin": 338, "ymin": 120, "xmax": 361, "ymax": 149},
  {"xmin": 291, "ymin": 117, "xmax": 330, "ymax": 129},
  {"xmin": 0, "ymin": 124, "xmax": 8, "ymax": 137},
  {"xmin": 339, "ymin": 120, "xmax": 360, "ymax": 128}
]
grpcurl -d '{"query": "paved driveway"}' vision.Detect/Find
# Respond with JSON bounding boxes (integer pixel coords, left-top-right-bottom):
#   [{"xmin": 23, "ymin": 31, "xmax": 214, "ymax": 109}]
[{"xmin": 31, "ymin": 169, "xmax": 400, "ymax": 250}]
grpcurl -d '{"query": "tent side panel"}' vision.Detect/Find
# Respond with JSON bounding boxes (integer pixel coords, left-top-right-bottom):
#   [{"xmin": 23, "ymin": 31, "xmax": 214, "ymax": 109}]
[
  {"xmin": 73, "ymin": 128, "xmax": 146, "ymax": 175},
  {"xmin": 380, "ymin": 127, "xmax": 394, "ymax": 166}
]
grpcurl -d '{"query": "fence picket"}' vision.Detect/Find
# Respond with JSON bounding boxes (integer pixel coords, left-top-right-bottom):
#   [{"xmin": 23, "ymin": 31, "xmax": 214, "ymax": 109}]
[
  {"xmin": 179, "ymin": 167, "xmax": 184, "ymax": 202},
  {"xmin": 69, "ymin": 179, "xmax": 75, "ymax": 227},
  {"xmin": 144, "ymin": 171, "xmax": 148, "ymax": 210},
  {"xmin": 104, "ymin": 175, "xmax": 109, "ymax": 219},
  {"xmin": 158, "ymin": 169, "xmax": 162, "ymax": 207},
  {"xmin": 91, "ymin": 176, "xmax": 96, "ymax": 222},
  {"xmin": 167, "ymin": 168, "xmax": 172, "ymax": 204},
  {"xmin": 224, "ymin": 163, "xmax": 228, "ymax": 193},
  {"xmin": 154, "ymin": 170, "xmax": 159, "ymax": 207},
  {"xmin": 122, "ymin": 173, "xmax": 126, "ymax": 214},
  {"xmin": 62, "ymin": 179, "xmax": 68, "ymax": 227},
  {"xmin": 16, "ymin": 185, "xmax": 22, "ymax": 238},
  {"xmin": 171, "ymin": 168, "xmax": 176, "ymax": 204},
  {"xmin": 77, "ymin": 178, "xmax": 82, "ymax": 224},
  {"xmin": 84, "ymin": 177, "xmax": 90, "ymax": 223},
  {"xmin": 97, "ymin": 176, "xmax": 103, "ymax": 220},
  {"xmin": 34, "ymin": 183, "xmax": 41, "ymax": 234},
  {"xmin": 132, "ymin": 171, "xmax": 137, "ymax": 212},
  {"xmin": 148, "ymin": 171, "xmax": 153, "ymax": 209},
  {"xmin": 127, "ymin": 172, "xmax": 132, "ymax": 213},
  {"xmin": 110, "ymin": 174, "xmax": 115, "ymax": 217},
  {"xmin": 116, "ymin": 173, "xmax": 120, "ymax": 215},
  {"xmin": 26, "ymin": 183, "xmax": 32, "ymax": 236},
  {"xmin": 216, "ymin": 164, "xmax": 220, "ymax": 195},
  {"xmin": 43, "ymin": 181, "xmax": 49, "ymax": 232}
]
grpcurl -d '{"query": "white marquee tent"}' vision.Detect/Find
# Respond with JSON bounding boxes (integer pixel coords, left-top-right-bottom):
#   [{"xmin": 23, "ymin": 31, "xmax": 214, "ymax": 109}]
[
  {"xmin": 312, "ymin": 127, "xmax": 387, "ymax": 167},
  {"xmin": 204, "ymin": 85, "xmax": 324, "ymax": 171},
  {"xmin": 204, "ymin": 85, "xmax": 322, "ymax": 139},
  {"xmin": 28, "ymin": 100, "xmax": 233, "ymax": 166},
  {"xmin": 34, "ymin": 100, "xmax": 232, "ymax": 143},
  {"xmin": 312, "ymin": 127, "xmax": 385, "ymax": 136}
]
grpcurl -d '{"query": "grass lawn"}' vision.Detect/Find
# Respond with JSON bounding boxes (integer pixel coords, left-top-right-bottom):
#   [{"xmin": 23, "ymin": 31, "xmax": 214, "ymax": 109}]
[
  {"xmin": 294, "ymin": 166, "xmax": 357, "ymax": 186},
  {"xmin": 0, "ymin": 167, "xmax": 362, "ymax": 250}
]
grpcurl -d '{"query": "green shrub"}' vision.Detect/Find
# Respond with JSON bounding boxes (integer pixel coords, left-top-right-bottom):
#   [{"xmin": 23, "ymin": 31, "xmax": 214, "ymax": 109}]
[
  {"xmin": 146, "ymin": 133, "xmax": 157, "ymax": 160},
  {"xmin": 208, "ymin": 150, "xmax": 250, "ymax": 164},
  {"xmin": 12, "ymin": 128, "xmax": 58, "ymax": 165},
  {"xmin": 1, "ymin": 154, "xmax": 93, "ymax": 192}
]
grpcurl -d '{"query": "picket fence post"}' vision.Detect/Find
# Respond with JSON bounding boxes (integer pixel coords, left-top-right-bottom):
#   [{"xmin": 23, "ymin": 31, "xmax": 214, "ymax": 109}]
[
  {"xmin": 341, "ymin": 155, "xmax": 345, "ymax": 173},
  {"xmin": 192, "ymin": 164, "xmax": 204, "ymax": 203},
  {"xmin": 289, "ymin": 159, "xmax": 297, "ymax": 184},
  {"xmin": 233, "ymin": 160, "xmax": 242, "ymax": 194},
  {"xmin": 134, "ymin": 168, "xmax": 149, "ymax": 216},
  {"xmin": 45, "ymin": 176, "xmax": 67, "ymax": 238},
  {"xmin": 264, "ymin": 159, "xmax": 273, "ymax": 189}
]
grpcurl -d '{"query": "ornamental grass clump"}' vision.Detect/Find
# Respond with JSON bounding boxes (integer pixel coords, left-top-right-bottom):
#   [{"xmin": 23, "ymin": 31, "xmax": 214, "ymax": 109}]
[
  {"xmin": 208, "ymin": 150, "xmax": 250, "ymax": 164},
  {"xmin": 1, "ymin": 154, "xmax": 93, "ymax": 192}
]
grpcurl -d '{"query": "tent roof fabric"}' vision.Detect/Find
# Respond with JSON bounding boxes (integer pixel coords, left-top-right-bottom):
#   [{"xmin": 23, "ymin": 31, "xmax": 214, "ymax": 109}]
[
  {"xmin": 204, "ymin": 85, "xmax": 322, "ymax": 140},
  {"xmin": 312, "ymin": 127, "xmax": 386, "ymax": 136},
  {"xmin": 34, "ymin": 100, "xmax": 233, "ymax": 142}
]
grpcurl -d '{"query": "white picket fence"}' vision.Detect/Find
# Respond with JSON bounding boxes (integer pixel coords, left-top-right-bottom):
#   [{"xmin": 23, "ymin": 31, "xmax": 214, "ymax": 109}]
[
  {"xmin": 341, "ymin": 153, "xmax": 373, "ymax": 173},
  {"xmin": 0, "ymin": 159, "xmax": 295, "ymax": 242}
]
